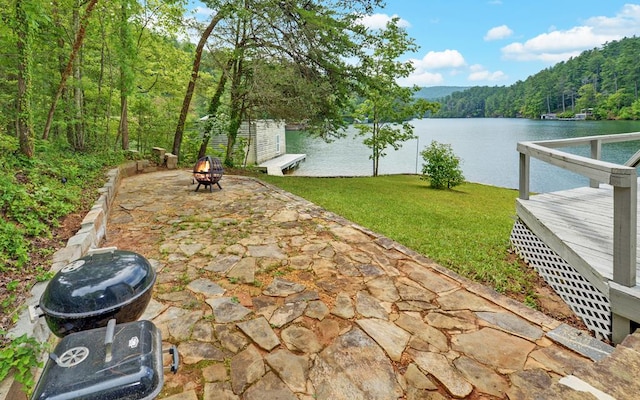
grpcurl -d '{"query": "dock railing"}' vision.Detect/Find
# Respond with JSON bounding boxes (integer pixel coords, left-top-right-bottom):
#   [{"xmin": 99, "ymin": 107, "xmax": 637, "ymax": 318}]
[{"xmin": 517, "ymin": 132, "xmax": 639, "ymax": 343}]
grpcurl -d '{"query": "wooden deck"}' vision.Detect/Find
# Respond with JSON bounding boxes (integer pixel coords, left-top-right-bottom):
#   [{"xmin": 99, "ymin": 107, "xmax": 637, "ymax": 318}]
[
  {"xmin": 515, "ymin": 132, "xmax": 640, "ymax": 343},
  {"xmin": 516, "ymin": 181, "xmax": 640, "ymax": 296}
]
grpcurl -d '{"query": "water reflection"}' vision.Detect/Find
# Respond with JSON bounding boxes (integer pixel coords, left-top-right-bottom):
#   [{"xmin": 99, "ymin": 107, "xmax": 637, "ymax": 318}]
[{"xmin": 286, "ymin": 119, "xmax": 640, "ymax": 193}]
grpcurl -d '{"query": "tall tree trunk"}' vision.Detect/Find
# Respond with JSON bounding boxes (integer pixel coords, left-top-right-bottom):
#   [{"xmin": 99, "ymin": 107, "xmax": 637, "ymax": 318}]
[
  {"xmin": 172, "ymin": 7, "xmax": 229, "ymax": 159},
  {"xmin": 198, "ymin": 59, "xmax": 233, "ymax": 159},
  {"xmin": 16, "ymin": 0, "xmax": 33, "ymax": 157},
  {"xmin": 52, "ymin": 0, "xmax": 68, "ymax": 141},
  {"xmin": 118, "ymin": 0, "xmax": 131, "ymax": 150},
  {"xmin": 42, "ymin": 0, "xmax": 99, "ymax": 140},
  {"xmin": 224, "ymin": 54, "xmax": 245, "ymax": 166},
  {"xmin": 225, "ymin": 110, "xmax": 242, "ymax": 166},
  {"xmin": 197, "ymin": 135, "xmax": 210, "ymax": 159},
  {"xmin": 119, "ymin": 96, "xmax": 129, "ymax": 149},
  {"xmin": 72, "ymin": 3, "xmax": 86, "ymax": 150},
  {"xmin": 94, "ymin": 8, "xmax": 107, "ymax": 146}
]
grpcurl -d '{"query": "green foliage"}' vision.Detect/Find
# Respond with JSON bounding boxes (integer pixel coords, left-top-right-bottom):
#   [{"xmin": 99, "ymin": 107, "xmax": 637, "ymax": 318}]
[
  {"xmin": 261, "ymin": 174, "xmax": 535, "ymax": 296},
  {"xmin": 0, "ymin": 220, "xmax": 30, "ymax": 270},
  {"xmin": 0, "ymin": 136, "xmax": 125, "ymax": 270},
  {"xmin": 0, "ymin": 331, "xmax": 46, "ymax": 393},
  {"xmin": 353, "ymin": 17, "xmax": 439, "ymax": 176},
  {"xmin": 436, "ymin": 36, "xmax": 640, "ymax": 120},
  {"xmin": 1, "ymin": 0, "xmax": 190, "ymax": 155},
  {"xmin": 420, "ymin": 141, "xmax": 465, "ymax": 189}
]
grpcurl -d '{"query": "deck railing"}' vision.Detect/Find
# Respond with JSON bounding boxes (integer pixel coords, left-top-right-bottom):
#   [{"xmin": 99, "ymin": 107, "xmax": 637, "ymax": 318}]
[
  {"xmin": 517, "ymin": 132, "xmax": 639, "ymax": 342},
  {"xmin": 518, "ymin": 132, "xmax": 639, "ymax": 288}
]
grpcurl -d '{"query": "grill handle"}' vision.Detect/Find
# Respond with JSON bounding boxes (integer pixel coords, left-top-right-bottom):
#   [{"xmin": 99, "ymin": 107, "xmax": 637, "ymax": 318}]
[
  {"xmin": 104, "ymin": 319, "xmax": 116, "ymax": 363},
  {"xmin": 28, "ymin": 304, "xmax": 44, "ymax": 322},
  {"xmin": 166, "ymin": 345, "xmax": 179, "ymax": 373},
  {"xmin": 88, "ymin": 246, "xmax": 117, "ymax": 256}
]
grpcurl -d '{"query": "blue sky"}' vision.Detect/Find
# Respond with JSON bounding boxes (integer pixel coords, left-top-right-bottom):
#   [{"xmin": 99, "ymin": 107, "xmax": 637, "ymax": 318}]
[
  {"xmin": 365, "ymin": 1, "xmax": 640, "ymax": 87},
  {"xmin": 190, "ymin": 1, "xmax": 640, "ymax": 87}
]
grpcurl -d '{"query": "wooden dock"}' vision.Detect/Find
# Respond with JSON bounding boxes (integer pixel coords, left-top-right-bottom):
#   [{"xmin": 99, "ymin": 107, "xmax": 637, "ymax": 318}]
[{"xmin": 257, "ymin": 154, "xmax": 306, "ymax": 176}]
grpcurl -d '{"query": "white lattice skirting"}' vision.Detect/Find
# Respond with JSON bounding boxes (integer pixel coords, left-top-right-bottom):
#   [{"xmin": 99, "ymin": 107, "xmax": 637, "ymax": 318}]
[{"xmin": 510, "ymin": 220, "xmax": 611, "ymax": 340}]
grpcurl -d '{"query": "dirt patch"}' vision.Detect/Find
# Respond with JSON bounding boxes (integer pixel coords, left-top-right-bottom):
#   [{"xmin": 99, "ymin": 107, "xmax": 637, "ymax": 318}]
[
  {"xmin": 0, "ymin": 211, "xmax": 84, "ymax": 346},
  {"xmin": 505, "ymin": 252, "xmax": 588, "ymax": 332}
]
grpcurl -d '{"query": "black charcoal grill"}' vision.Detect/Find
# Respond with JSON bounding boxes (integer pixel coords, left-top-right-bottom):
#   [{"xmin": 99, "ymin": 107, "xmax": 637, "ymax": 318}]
[
  {"xmin": 31, "ymin": 319, "xmax": 178, "ymax": 400},
  {"xmin": 193, "ymin": 155, "xmax": 223, "ymax": 192},
  {"xmin": 30, "ymin": 247, "xmax": 156, "ymax": 337}
]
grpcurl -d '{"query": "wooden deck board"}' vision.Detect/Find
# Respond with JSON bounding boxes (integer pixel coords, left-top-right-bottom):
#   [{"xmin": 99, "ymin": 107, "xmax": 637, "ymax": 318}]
[{"xmin": 516, "ymin": 180, "xmax": 640, "ymax": 287}]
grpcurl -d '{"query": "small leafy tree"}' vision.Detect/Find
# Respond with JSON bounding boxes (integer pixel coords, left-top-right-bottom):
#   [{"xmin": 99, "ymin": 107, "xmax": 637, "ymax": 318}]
[
  {"xmin": 420, "ymin": 141, "xmax": 464, "ymax": 189},
  {"xmin": 353, "ymin": 17, "xmax": 439, "ymax": 176}
]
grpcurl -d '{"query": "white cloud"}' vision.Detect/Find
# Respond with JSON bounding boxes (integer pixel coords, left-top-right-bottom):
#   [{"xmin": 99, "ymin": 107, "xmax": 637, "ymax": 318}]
[
  {"xmin": 191, "ymin": 5, "xmax": 214, "ymax": 19},
  {"xmin": 467, "ymin": 64, "xmax": 507, "ymax": 82},
  {"xmin": 356, "ymin": 13, "xmax": 410, "ymax": 30},
  {"xmin": 411, "ymin": 49, "xmax": 466, "ymax": 70},
  {"xmin": 584, "ymin": 4, "xmax": 640, "ymax": 36},
  {"xmin": 501, "ymin": 4, "xmax": 640, "ymax": 63},
  {"xmin": 398, "ymin": 50, "xmax": 465, "ymax": 86},
  {"xmin": 398, "ymin": 71, "xmax": 444, "ymax": 86},
  {"xmin": 484, "ymin": 25, "xmax": 513, "ymax": 41}
]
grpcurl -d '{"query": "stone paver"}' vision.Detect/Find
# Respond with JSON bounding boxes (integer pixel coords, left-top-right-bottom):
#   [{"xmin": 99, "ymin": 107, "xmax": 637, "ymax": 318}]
[{"xmin": 100, "ymin": 170, "xmax": 630, "ymax": 399}]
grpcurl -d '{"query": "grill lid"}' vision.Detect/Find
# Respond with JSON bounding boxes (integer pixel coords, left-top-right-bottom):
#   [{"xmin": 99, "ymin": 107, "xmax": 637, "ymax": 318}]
[{"xmin": 40, "ymin": 248, "xmax": 156, "ymax": 318}]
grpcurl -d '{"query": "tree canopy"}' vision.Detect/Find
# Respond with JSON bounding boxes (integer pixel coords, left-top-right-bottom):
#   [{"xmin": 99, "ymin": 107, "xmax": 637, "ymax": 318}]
[
  {"xmin": 435, "ymin": 36, "xmax": 640, "ymax": 120},
  {"xmin": 1, "ymin": 0, "xmax": 389, "ymax": 165}
]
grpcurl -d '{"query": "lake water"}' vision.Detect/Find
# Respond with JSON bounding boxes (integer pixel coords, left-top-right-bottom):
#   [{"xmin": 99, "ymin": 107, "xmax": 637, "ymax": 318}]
[{"xmin": 285, "ymin": 118, "xmax": 640, "ymax": 193}]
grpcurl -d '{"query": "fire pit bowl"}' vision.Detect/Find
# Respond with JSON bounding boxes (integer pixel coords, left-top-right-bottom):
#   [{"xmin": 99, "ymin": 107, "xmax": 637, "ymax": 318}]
[
  {"xmin": 31, "ymin": 247, "xmax": 156, "ymax": 337},
  {"xmin": 193, "ymin": 155, "xmax": 224, "ymax": 192}
]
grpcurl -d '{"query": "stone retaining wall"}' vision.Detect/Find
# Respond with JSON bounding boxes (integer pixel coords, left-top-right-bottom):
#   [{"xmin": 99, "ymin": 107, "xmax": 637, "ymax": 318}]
[{"xmin": 0, "ymin": 159, "xmax": 167, "ymax": 400}]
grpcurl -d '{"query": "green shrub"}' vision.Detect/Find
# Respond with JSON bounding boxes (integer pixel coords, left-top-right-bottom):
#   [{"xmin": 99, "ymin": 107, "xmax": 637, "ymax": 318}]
[
  {"xmin": 0, "ymin": 332, "xmax": 45, "ymax": 393},
  {"xmin": 420, "ymin": 140, "xmax": 465, "ymax": 189},
  {"xmin": 0, "ymin": 136, "xmax": 126, "ymax": 270},
  {"xmin": 0, "ymin": 220, "xmax": 29, "ymax": 270}
]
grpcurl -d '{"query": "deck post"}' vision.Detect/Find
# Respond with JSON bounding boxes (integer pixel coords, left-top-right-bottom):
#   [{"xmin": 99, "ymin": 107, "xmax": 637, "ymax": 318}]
[
  {"xmin": 589, "ymin": 139, "xmax": 602, "ymax": 188},
  {"xmin": 612, "ymin": 182, "xmax": 637, "ymax": 287},
  {"xmin": 519, "ymin": 152, "xmax": 530, "ymax": 200},
  {"xmin": 612, "ymin": 314, "xmax": 632, "ymax": 345}
]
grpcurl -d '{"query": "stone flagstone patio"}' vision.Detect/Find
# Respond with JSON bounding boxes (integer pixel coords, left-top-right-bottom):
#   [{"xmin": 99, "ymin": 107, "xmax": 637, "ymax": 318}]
[{"xmin": 93, "ymin": 169, "xmax": 637, "ymax": 400}]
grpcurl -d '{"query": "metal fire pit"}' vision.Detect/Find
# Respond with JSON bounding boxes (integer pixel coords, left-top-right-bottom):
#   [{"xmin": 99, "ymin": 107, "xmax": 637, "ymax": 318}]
[
  {"xmin": 30, "ymin": 247, "xmax": 156, "ymax": 337},
  {"xmin": 193, "ymin": 155, "xmax": 224, "ymax": 192},
  {"xmin": 31, "ymin": 319, "xmax": 178, "ymax": 400}
]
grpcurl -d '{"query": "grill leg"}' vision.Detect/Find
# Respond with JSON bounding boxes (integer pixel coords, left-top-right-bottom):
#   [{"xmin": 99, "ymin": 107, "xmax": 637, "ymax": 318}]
[{"xmin": 195, "ymin": 183, "xmax": 202, "ymax": 192}]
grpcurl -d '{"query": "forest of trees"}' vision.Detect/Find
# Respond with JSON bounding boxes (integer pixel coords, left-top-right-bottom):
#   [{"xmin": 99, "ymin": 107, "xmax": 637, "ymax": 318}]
[
  {"xmin": 5, "ymin": 0, "xmax": 639, "ymax": 168},
  {"xmin": 436, "ymin": 36, "xmax": 640, "ymax": 120},
  {"xmin": 1, "ymin": 0, "xmax": 399, "ymax": 166},
  {"xmin": 1, "ymin": 0, "xmax": 199, "ymax": 156}
]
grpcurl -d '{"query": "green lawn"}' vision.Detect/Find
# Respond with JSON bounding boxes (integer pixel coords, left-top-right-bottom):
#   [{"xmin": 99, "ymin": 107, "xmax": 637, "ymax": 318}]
[{"xmin": 260, "ymin": 174, "xmax": 537, "ymax": 303}]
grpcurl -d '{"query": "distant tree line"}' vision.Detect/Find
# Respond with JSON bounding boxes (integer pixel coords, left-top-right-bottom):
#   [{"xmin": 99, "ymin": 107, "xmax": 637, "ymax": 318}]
[{"xmin": 435, "ymin": 36, "xmax": 640, "ymax": 120}]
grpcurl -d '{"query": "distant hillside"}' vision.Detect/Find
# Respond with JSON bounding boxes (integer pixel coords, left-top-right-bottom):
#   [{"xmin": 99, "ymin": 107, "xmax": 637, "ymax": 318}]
[
  {"xmin": 415, "ymin": 86, "xmax": 470, "ymax": 100},
  {"xmin": 435, "ymin": 36, "xmax": 640, "ymax": 120}
]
